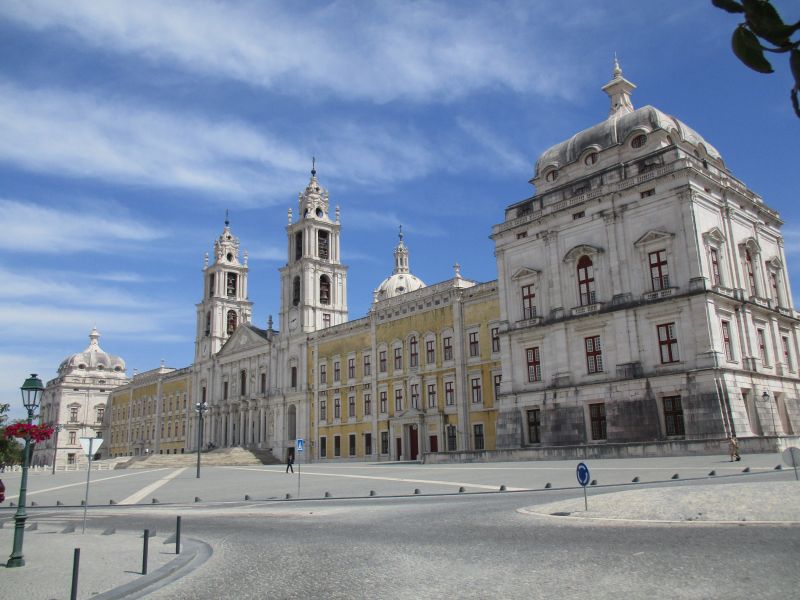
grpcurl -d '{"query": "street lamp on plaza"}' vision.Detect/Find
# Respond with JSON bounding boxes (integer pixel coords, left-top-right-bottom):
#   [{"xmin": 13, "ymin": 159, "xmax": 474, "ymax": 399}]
[
  {"xmin": 7, "ymin": 374, "xmax": 44, "ymax": 568},
  {"xmin": 51, "ymin": 424, "xmax": 64, "ymax": 475},
  {"xmin": 195, "ymin": 401, "xmax": 208, "ymax": 479}
]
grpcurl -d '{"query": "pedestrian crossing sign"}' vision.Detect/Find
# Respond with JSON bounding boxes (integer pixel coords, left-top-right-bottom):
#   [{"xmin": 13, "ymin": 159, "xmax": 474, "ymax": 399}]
[{"xmin": 296, "ymin": 439, "xmax": 305, "ymax": 452}]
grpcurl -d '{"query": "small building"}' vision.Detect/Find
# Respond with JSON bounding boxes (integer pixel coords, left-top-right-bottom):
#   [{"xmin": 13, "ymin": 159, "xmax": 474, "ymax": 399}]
[{"xmin": 33, "ymin": 328, "xmax": 128, "ymax": 469}]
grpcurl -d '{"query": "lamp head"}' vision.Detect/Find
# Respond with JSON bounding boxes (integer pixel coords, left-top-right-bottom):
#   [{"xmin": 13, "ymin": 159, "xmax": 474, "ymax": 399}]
[
  {"xmin": 762, "ymin": 390, "xmax": 770, "ymax": 401},
  {"xmin": 20, "ymin": 373, "xmax": 44, "ymax": 411}
]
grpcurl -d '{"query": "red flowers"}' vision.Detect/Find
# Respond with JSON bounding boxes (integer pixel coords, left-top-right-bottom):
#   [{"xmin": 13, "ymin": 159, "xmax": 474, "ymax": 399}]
[{"xmin": 4, "ymin": 423, "xmax": 55, "ymax": 443}]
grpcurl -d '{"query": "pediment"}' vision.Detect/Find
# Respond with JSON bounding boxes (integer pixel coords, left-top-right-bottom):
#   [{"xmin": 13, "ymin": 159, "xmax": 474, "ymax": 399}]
[
  {"xmin": 633, "ymin": 230, "xmax": 674, "ymax": 247},
  {"xmin": 510, "ymin": 267, "xmax": 541, "ymax": 281},
  {"xmin": 563, "ymin": 244, "xmax": 603, "ymax": 262},
  {"xmin": 766, "ymin": 256, "xmax": 783, "ymax": 270},
  {"xmin": 217, "ymin": 325, "xmax": 268, "ymax": 357},
  {"xmin": 702, "ymin": 227, "xmax": 725, "ymax": 245}
]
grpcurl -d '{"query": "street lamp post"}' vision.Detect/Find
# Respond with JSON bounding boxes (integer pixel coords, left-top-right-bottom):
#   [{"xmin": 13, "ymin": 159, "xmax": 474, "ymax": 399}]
[
  {"xmin": 195, "ymin": 401, "xmax": 208, "ymax": 479},
  {"xmin": 51, "ymin": 424, "xmax": 64, "ymax": 475},
  {"xmin": 7, "ymin": 374, "xmax": 44, "ymax": 568},
  {"xmin": 762, "ymin": 390, "xmax": 778, "ymax": 446}
]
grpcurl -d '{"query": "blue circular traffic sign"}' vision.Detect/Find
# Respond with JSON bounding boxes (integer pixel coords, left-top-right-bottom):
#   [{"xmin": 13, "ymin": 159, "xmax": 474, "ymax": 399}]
[{"xmin": 576, "ymin": 462, "xmax": 590, "ymax": 487}]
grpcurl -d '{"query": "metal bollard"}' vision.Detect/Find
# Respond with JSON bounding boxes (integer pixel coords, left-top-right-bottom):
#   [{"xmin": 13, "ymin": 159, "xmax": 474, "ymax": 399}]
[
  {"xmin": 70, "ymin": 548, "xmax": 80, "ymax": 600},
  {"xmin": 176, "ymin": 516, "xmax": 181, "ymax": 555},
  {"xmin": 142, "ymin": 529, "xmax": 149, "ymax": 575}
]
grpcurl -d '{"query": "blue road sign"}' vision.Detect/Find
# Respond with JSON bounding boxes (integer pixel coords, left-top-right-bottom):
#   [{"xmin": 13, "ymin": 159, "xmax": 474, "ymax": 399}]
[
  {"xmin": 576, "ymin": 462, "xmax": 590, "ymax": 487},
  {"xmin": 296, "ymin": 438, "xmax": 305, "ymax": 453}
]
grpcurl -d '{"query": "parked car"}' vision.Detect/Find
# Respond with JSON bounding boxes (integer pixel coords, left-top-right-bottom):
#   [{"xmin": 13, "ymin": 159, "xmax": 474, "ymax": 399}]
[{"xmin": 0, "ymin": 478, "xmax": 5, "ymax": 503}]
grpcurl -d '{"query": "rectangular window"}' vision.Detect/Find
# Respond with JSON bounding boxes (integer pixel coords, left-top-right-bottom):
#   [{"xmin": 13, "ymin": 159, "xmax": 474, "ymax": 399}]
[
  {"xmin": 473, "ymin": 424, "xmax": 485, "ymax": 451},
  {"xmin": 589, "ymin": 403, "xmax": 607, "ymax": 440},
  {"xmin": 745, "ymin": 250, "xmax": 756, "ymax": 295},
  {"xmin": 585, "ymin": 336, "xmax": 603, "ymax": 374},
  {"xmin": 365, "ymin": 433, "xmax": 372, "ymax": 456},
  {"xmin": 657, "ymin": 323, "xmax": 679, "ymax": 364},
  {"xmin": 319, "ymin": 396, "xmax": 327, "ymax": 421},
  {"xmin": 526, "ymin": 347, "xmax": 541, "ymax": 382},
  {"xmin": 494, "ymin": 374, "xmax": 502, "ymax": 400},
  {"xmin": 323, "ymin": 313, "xmax": 331, "ymax": 328},
  {"xmin": 757, "ymin": 328, "xmax": 769, "ymax": 365},
  {"xmin": 363, "ymin": 354, "xmax": 371, "ymax": 376},
  {"xmin": 291, "ymin": 366, "xmax": 297, "ymax": 389},
  {"xmin": 348, "ymin": 358, "xmax": 355, "ymax": 379},
  {"xmin": 208, "ymin": 273, "xmax": 215, "ymax": 298},
  {"xmin": 364, "ymin": 393, "xmax": 372, "ymax": 416},
  {"xmin": 70, "ymin": 406, "xmax": 78, "ymax": 422},
  {"xmin": 426, "ymin": 340, "xmax": 435, "ymax": 364},
  {"xmin": 349, "ymin": 434, "xmax": 356, "ymax": 456},
  {"xmin": 380, "ymin": 391, "xmax": 387, "ymax": 413},
  {"xmin": 491, "ymin": 327, "xmax": 500, "ymax": 353},
  {"xmin": 770, "ymin": 269, "xmax": 780, "ymax": 303},
  {"xmin": 782, "ymin": 335, "xmax": 794, "ymax": 371},
  {"xmin": 226, "ymin": 272, "xmax": 237, "ymax": 297},
  {"xmin": 96, "ymin": 406, "xmax": 104, "ymax": 423},
  {"xmin": 447, "ymin": 425, "xmax": 457, "ymax": 451},
  {"xmin": 395, "ymin": 388, "xmax": 403, "ymax": 412},
  {"xmin": 410, "ymin": 384, "xmax": 420, "ymax": 409},
  {"xmin": 381, "ymin": 431, "xmax": 389, "ymax": 454},
  {"xmin": 521, "ymin": 285, "xmax": 537, "ymax": 319},
  {"xmin": 445, "ymin": 381, "xmax": 455, "ymax": 406},
  {"xmin": 334, "ymin": 435, "xmax": 341, "ymax": 457},
  {"xmin": 710, "ymin": 247, "xmax": 720, "ymax": 286},
  {"xmin": 721, "ymin": 320, "xmax": 734, "ymax": 361},
  {"xmin": 334, "ymin": 361, "xmax": 341, "ymax": 382},
  {"xmin": 663, "ymin": 396, "xmax": 685, "ymax": 436},
  {"xmin": 334, "ymin": 398, "xmax": 341, "ymax": 419},
  {"xmin": 409, "ymin": 337, "xmax": 418, "ymax": 368},
  {"xmin": 640, "ymin": 188, "xmax": 655, "ymax": 198},
  {"xmin": 469, "ymin": 332, "xmax": 480, "ymax": 357},
  {"xmin": 394, "ymin": 347, "xmax": 402, "ymax": 370},
  {"xmin": 379, "ymin": 351, "xmax": 387, "ymax": 372},
  {"xmin": 427, "ymin": 384, "xmax": 436, "ymax": 408},
  {"xmin": 68, "ymin": 431, "xmax": 77, "ymax": 445},
  {"xmin": 471, "ymin": 377, "xmax": 482, "ymax": 404},
  {"xmin": 319, "ymin": 364, "xmax": 327, "ymax": 384},
  {"xmin": 527, "ymin": 409, "xmax": 541, "ymax": 443},
  {"xmin": 320, "ymin": 437, "xmax": 327, "ymax": 458},
  {"xmin": 318, "ymin": 230, "xmax": 329, "ymax": 260},
  {"xmin": 260, "ymin": 372, "xmax": 266, "ymax": 394},
  {"xmin": 649, "ymin": 249, "xmax": 670, "ymax": 291},
  {"xmin": 443, "ymin": 336, "xmax": 453, "ymax": 361},
  {"xmin": 68, "ymin": 453, "xmax": 76, "ymax": 465},
  {"xmin": 348, "ymin": 395, "xmax": 356, "ymax": 418}
]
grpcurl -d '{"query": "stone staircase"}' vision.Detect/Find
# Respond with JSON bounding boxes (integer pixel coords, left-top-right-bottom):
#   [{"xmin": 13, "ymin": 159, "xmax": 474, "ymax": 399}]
[{"xmin": 116, "ymin": 446, "xmax": 282, "ymax": 469}]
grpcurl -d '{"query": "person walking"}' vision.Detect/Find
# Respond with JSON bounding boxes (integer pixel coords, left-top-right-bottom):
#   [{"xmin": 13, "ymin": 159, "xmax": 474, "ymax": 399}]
[
  {"xmin": 286, "ymin": 453, "xmax": 294, "ymax": 473},
  {"xmin": 728, "ymin": 436, "xmax": 741, "ymax": 462}
]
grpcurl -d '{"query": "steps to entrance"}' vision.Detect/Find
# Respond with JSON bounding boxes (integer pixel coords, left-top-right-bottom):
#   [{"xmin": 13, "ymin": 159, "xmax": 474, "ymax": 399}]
[{"xmin": 115, "ymin": 447, "xmax": 281, "ymax": 469}]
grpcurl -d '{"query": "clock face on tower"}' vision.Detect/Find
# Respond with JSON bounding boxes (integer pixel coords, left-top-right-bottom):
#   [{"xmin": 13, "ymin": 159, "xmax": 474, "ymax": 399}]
[{"xmin": 288, "ymin": 308, "xmax": 299, "ymax": 331}]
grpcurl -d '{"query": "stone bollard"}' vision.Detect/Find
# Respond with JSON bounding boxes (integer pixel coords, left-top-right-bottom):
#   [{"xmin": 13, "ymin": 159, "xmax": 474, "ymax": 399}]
[
  {"xmin": 413, "ymin": 489, "xmax": 421, "ymax": 495},
  {"xmin": 671, "ymin": 473, "xmax": 680, "ymax": 479},
  {"xmin": 369, "ymin": 490, "xmax": 376, "ymax": 496},
  {"xmin": 632, "ymin": 476, "xmax": 640, "ymax": 483},
  {"xmin": 458, "ymin": 487, "xmax": 466, "ymax": 493},
  {"xmin": 499, "ymin": 485, "xmax": 507, "ymax": 492},
  {"xmin": 544, "ymin": 483, "xmax": 552, "ymax": 489}
]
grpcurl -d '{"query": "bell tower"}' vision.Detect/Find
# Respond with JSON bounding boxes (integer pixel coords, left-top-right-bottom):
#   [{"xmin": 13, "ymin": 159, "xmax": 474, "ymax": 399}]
[
  {"xmin": 279, "ymin": 162, "xmax": 348, "ymax": 335},
  {"xmin": 195, "ymin": 214, "xmax": 254, "ymax": 361}
]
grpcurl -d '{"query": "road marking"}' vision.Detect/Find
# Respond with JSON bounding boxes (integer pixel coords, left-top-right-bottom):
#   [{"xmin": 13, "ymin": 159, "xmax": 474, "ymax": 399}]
[
  {"xmin": 119, "ymin": 467, "xmax": 188, "ymax": 505},
  {"xmin": 3, "ymin": 469, "xmax": 169, "ymax": 501},
  {"xmin": 226, "ymin": 467, "xmax": 525, "ymax": 491}
]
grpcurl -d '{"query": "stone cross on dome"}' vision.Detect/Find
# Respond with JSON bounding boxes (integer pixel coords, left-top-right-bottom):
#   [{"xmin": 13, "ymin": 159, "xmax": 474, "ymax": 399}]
[{"xmin": 601, "ymin": 55, "xmax": 636, "ymax": 118}]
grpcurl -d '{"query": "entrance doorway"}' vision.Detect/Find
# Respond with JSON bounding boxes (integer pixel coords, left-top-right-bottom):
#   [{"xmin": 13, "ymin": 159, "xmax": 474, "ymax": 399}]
[
  {"xmin": 395, "ymin": 438, "xmax": 402, "ymax": 460},
  {"xmin": 429, "ymin": 435, "xmax": 438, "ymax": 453},
  {"xmin": 409, "ymin": 426, "xmax": 419, "ymax": 460}
]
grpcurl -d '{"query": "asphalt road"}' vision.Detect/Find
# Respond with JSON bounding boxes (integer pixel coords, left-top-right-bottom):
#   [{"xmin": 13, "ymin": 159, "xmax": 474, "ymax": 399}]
[{"xmin": 2, "ymin": 455, "xmax": 797, "ymax": 599}]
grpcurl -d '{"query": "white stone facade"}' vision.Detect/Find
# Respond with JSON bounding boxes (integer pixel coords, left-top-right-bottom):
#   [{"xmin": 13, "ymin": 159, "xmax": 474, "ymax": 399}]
[
  {"xmin": 491, "ymin": 63, "xmax": 800, "ymax": 450},
  {"xmin": 33, "ymin": 328, "xmax": 128, "ymax": 468}
]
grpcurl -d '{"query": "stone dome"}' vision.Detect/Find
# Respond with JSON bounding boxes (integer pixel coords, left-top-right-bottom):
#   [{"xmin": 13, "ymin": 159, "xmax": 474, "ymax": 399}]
[
  {"xmin": 374, "ymin": 227, "xmax": 426, "ymax": 301},
  {"xmin": 535, "ymin": 61, "xmax": 722, "ymax": 179},
  {"xmin": 58, "ymin": 327, "xmax": 126, "ymax": 375}
]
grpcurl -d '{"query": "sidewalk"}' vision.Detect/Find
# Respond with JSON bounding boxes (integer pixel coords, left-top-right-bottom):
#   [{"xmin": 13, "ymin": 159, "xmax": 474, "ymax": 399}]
[
  {"xmin": 0, "ymin": 522, "xmax": 211, "ymax": 600},
  {"xmin": 520, "ymin": 481, "xmax": 800, "ymax": 523}
]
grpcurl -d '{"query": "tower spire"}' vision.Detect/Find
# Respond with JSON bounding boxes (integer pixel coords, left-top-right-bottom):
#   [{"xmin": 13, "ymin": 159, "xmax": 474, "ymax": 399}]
[
  {"xmin": 225, "ymin": 208, "xmax": 229, "ymax": 227},
  {"xmin": 311, "ymin": 156, "xmax": 316, "ymax": 177},
  {"xmin": 601, "ymin": 55, "xmax": 636, "ymax": 118},
  {"xmin": 393, "ymin": 225, "xmax": 409, "ymax": 274}
]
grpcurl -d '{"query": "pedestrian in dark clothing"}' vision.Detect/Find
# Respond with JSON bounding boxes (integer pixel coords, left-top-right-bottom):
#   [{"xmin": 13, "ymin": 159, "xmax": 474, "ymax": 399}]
[{"xmin": 286, "ymin": 454, "xmax": 294, "ymax": 473}]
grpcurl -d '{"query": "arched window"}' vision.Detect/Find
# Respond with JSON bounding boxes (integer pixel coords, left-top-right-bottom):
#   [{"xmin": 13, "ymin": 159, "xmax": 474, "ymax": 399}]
[
  {"xmin": 295, "ymin": 232, "xmax": 303, "ymax": 261},
  {"xmin": 226, "ymin": 310, "xmax": 238, "ymax": 334},
  {"xmin": 631, "ymin": 134, "xmax": 647, "ymax": 148},
  {"xmin": 292, "ymin": 276, "xmax": 300, "ymax": 306},
  {"xmin": 745, "ymin": 249, "xmax": 756, "ymax": 296},
  {"xmin": 318, "ymin": 230, "xmax": 329, "ymax": 260},
  {"xmin": 577, "ymin": 255, "xmax": 596, "ymax": 306},
  {"xmin": 320, "ymin": 275, "xmax": 331, "ymax": 305},
  {"xmin": 240, "ymin": 369, "xmax": 247, "ymax": 396}
]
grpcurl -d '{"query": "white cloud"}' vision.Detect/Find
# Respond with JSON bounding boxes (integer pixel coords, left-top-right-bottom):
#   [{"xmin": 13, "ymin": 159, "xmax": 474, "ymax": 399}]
[
  {"xmin": 344, "ymin": 210, "xmax": 445, "ymax": 237},
  {"xmin": 0, "ymin": 199, "xmax": 162, "ymax": 254},
  {"xmin": 0, "ymin": 1, "xmax": 580, "ymax": 104}
]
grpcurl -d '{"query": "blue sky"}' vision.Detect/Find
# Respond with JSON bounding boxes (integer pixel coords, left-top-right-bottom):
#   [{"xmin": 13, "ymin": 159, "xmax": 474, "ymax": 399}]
[{"xmin": 1, "ymin": 1, "xmax": 798, "ymax": 420}]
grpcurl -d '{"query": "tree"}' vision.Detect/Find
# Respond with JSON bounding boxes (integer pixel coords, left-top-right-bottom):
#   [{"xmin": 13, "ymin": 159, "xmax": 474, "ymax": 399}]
[
  {"xmin": 0, "ymin": 403, "xmax": 23, "ymax": 466},
  {"xmin": 712, "ymin": 0, "xmax": 800, "ymax": 118}
]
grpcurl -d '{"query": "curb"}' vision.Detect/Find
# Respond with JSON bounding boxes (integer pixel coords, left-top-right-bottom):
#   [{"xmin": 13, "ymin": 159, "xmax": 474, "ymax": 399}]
[{"xmin": 91, "ymin": 537, "xmax": 213, "ymax": 600}]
